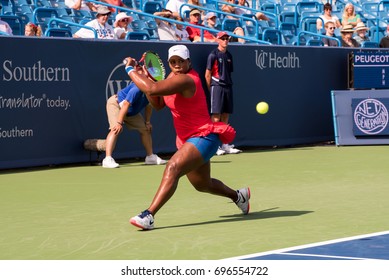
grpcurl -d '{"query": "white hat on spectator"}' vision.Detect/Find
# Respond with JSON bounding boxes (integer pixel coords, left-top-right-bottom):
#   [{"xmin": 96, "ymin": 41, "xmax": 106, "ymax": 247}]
[
  {"xmin": 114, "ymin": 12, "xmax": 133, "ymax": 27},
  {"xmin": 96, "ymin": 6, "xmax": 111, "ymax": 16},
  {"xmin": 355, "ymin": 22, "xmax": 369, "ymax": 32}
]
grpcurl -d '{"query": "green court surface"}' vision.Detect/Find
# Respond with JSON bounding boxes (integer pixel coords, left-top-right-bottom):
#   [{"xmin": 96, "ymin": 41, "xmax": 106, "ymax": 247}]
[{"xmin": 1, "ymin": 145, "xmax": 389, "ymax": 260}]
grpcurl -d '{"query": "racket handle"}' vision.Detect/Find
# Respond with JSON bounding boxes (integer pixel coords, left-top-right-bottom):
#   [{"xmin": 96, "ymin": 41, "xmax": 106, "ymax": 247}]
[{"xmin": 123, "ymin": 59, "xmax": 128, "ymax": 65}]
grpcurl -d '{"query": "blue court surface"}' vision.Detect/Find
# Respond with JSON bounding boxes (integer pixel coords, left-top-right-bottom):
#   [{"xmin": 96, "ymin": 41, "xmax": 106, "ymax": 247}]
[{"xmin": 227, "ymin": 231, "xmax": 389, "ymax": 260}]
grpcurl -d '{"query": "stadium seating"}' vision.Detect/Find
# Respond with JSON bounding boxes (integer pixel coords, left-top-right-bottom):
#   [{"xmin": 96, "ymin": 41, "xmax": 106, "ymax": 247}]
[
  {"xmin": 45, "ymin": 26, "xmax": 72, "ymax": 37},
  {"xmin": 142, "ymin": 1, "xmax": 163, "ymax": 14},
  {"xmin": 125, "ymin": 30, "xmax": 150, "ymax": 40},
  {"xmin": 361, "ymin": 41, "xmax": 380, "ymax": 47},
  {"xmin": 262, "ymin": 28, "xmax": 282, "ymax": 44},
  {"xmin": 279, "ymin": 22, "xmax": 298, "ymax": 45},
  {"xmin": 306, "ymin": 38, "xmax": 324, "ymax": 46},
  {"xmin": 221, "ymin": 18, "xmax": 242, "ymax": 32},
  {"xmin": 131, "ymin": 18, "xmax": 147, "ymax": 31},
  {"xmin": 3, "ymin": 0, "xmax": 389, "ymax": 45}
]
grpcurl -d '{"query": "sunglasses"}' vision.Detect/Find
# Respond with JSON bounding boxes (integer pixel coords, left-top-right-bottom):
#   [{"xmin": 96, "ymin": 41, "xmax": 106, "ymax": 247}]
[
  {"xmin": 120, "ymin": 18, "xmax": 129, "ymax": 22},
  {"xmin": 328, "ymin": 27, "xmax": 335, "ymax": 30},
  {"xmin": 219, "ymin": 36, "xmax": 230, "ymax": 41}
]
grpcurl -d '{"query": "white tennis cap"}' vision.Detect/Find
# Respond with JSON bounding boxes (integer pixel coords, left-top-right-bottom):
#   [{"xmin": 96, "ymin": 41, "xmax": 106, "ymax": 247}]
[{"xmin": 168, "ymin": 45, "xmax": 190, "ymax": 60}]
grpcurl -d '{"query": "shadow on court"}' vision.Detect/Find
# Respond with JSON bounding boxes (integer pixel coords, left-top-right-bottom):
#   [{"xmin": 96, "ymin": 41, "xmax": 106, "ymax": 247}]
[{"xmin": 143, "ymin": 208, "xmax": 313, "ymax": 231}]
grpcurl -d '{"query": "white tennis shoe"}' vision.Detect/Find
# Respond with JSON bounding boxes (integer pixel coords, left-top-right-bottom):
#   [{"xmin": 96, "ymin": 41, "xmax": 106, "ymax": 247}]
[
  {"xmin": 130, "ymin": 210, "xmax": 155, "ymax": 230},
  {"xmin": 145, "ymin": 154, "xmax": 167, "ymax": 165},
  {"xmin": 235, "ymin": 187, "xmax": 251, "ymax": 215},
  {"xmin": 222, "ymin": 144, "xmax": 242, "ymax": 154},
  {"xmin": 216, "ymin": 147, "xmax": 226, "ymax": 156},
  {"xmin": 102, "ymin": 156, "xmax": 119, "ymax": 168}
]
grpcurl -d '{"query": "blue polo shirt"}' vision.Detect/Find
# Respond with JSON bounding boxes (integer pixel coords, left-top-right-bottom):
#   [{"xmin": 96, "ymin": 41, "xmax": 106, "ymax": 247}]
[
  {"xmin": 206, "ymin": 48, "xmax": 233, "ymax": 86},
  {"xmin": 117, "ymin": 83, "xmax": 149, "ymax": 116}
]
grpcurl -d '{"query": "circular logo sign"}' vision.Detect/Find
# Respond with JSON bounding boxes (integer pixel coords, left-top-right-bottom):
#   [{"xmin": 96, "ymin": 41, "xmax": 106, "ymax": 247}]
[{"xmin": 354, "ymin": 98, "xmax": 388, "ymax": 135}]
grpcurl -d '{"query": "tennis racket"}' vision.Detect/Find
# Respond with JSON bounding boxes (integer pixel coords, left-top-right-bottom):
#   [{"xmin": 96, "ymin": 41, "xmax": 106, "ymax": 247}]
[{"xmin": 123, "ymin": 51, "xmax": 166, "ymax": 81}]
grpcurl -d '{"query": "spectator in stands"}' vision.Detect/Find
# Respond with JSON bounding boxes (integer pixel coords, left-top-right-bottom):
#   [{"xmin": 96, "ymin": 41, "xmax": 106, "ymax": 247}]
[
  {"xmin": 24, "ymin": 22, "xmax": 42, "ymax": 37},
  {"xmin": 113, "ymin": 12, "xmax": 133, "ymax": 39},
  {"xmin": 321, "ymin": 21, "xmax": 338, "ymax": 47},
  {"xmin": 222, "ymin": 0, "xmax": 269, "ymax": 22},
  {"xmin": 186, "ymin": 8, "xmax": 216, "ymax": 42},
  {"xmin": 321, "ymin": 21, "xmax": 339, "ymax": 47},
  {"xmin": 65, "ymin": 0, "xmax": 97, "ymax": 12},
  {"xmin": 74, "ymin": 6, "xmax": 117, "ymax": 39},
  {"xmin": 205, "ymin": 31, "xmax": 242, "ymax": 155},
  {"xmin": 353, "ymin": 22, "xmax": 370, "ymax": 45},
  {"xmin": 380, "ymin": 25, "xmax": 389, "ymax": 48},
  {"xmin": 316, "ymin": 3, "xmax": 341, "ymax": 33},
  {"xmin": 340, "ymin": 24, "xmax": 359, "ymax": 47},
  {"xmin": 165, "ymin": 0, "xmax": 189, "ymax": 19},
  {"xmin": 175, "ymin": 16, "xmax": 190, "ymax": 41},
  {"xmin": 342, "ymin": 3, "xmax": 361, "ymax": 28},
  {"xmin": 154, "ymin": 9, "xmax": 180, "ymax": 41},
  {"xmin": 102, "ymin": 84, "xmax": 167, "ymax": 168},
  {"xmin": 0, "ymin": 5, "xmax": 13, "ymax": 35},
  {"xmin": 205, "ymin": 11, "xmax": 245, "ymax": 43}
]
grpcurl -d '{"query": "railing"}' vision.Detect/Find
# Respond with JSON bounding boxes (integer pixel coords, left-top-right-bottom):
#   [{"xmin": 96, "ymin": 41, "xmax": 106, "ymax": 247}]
[{"xmin": 47, "ymin": 17, "xmax": 98, "ymax": 38}]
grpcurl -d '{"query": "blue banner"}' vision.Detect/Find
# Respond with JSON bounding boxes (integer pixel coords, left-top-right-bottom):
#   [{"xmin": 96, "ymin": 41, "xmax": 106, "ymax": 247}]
[{"xmin": 352, "ymin": 51, "xmax": 389, "ymax": 89}]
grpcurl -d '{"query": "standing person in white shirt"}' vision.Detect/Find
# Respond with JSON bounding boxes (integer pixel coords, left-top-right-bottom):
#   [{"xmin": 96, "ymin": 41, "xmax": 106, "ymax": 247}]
[
  {"xmin": 113, "ymin": 12, "xmax": 133, "ymax": 39},
  {"xmin": 74, "ymin": 6, "xmax": 117, "ymax": 39},
  {"xmin": 65, "ymin": 0, "xmax": 97, "ymax": 11}
]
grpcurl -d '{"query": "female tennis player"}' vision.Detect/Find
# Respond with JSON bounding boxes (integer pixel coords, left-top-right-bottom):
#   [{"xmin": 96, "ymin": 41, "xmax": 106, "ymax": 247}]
[{"xmin": 124, "ymin": 45, "xmax": 250, "ymax": 230}]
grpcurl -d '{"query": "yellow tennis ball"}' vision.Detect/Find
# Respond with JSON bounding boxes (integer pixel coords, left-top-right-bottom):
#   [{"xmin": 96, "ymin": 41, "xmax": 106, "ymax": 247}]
[{"xmin": 256, "ymin": 102, "xmax": 269, "ymax": 114}]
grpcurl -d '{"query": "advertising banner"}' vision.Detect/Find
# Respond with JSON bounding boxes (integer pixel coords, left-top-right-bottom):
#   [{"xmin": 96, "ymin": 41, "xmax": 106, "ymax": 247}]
[
  {"xmin": 352, "ymin": 98, "xmax": 389, "ymax": 136},
  {"xmin": 332, "ymin": 90, "xmax": 389, "ymax": 145},
  {"xmin": 350, "ymin": 50, "xmax": 389, "ymax": 89}
]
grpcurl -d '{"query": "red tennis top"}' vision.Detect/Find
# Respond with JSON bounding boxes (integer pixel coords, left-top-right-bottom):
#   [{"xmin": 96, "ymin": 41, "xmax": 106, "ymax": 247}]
[{"xmin": 163, "ymin": 69, "xmax": 236, "ymax": 148}]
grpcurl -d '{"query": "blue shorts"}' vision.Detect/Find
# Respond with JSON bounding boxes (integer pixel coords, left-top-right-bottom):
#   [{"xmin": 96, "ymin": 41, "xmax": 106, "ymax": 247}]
[
  {"xmin": 186, "ymin": 133, "xmax": 221, "ymax": 162},
  {"xmin": 210, "ymin": 84, "xmax": 233, "ymax": 114}
]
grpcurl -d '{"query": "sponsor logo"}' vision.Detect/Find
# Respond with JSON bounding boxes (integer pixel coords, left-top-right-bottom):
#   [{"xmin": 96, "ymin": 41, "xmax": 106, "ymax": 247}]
[
  {"xmin": 255, "ymin": 50, "xmax": 300, "ymax": 70},
  {"xmin": 105, "ymin": 63, "xmax": 132, "ymax": 100},
  {"xmin": 2, "ymin": 60, "xmax": 70, "ymax": 82},
  {"xmin": 354, "ymin": 99, "xmax": 388, "ymax": 134},
  {"xmin": 354, "ymin": 54, "xmax": 389, "ymax": 64}
]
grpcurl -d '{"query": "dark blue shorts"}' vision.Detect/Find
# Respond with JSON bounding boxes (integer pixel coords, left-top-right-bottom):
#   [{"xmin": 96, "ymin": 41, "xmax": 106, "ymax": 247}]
[
  {"xmin": 210, "ymin": 85, "xmax": 233, "ymax": 114},
  {"xmin": 186, "ymin": 133, "xmax": 221, "ymax": 162}
]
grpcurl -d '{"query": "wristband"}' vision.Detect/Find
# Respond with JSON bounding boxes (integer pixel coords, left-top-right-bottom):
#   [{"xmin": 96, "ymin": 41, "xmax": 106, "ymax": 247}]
[{"xmin": 125, "ymin": 66, "xmax": 134, "ymax": 74}]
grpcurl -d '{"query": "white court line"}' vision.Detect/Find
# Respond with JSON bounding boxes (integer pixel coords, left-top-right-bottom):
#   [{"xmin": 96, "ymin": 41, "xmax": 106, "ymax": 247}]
[
  {"xmin": 278, "ymin": 252, "xmax": 378, "ymax": 260},
  {"xmin": 223, "ymin": 230, "xmax": 389, "ymax": 260}
]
